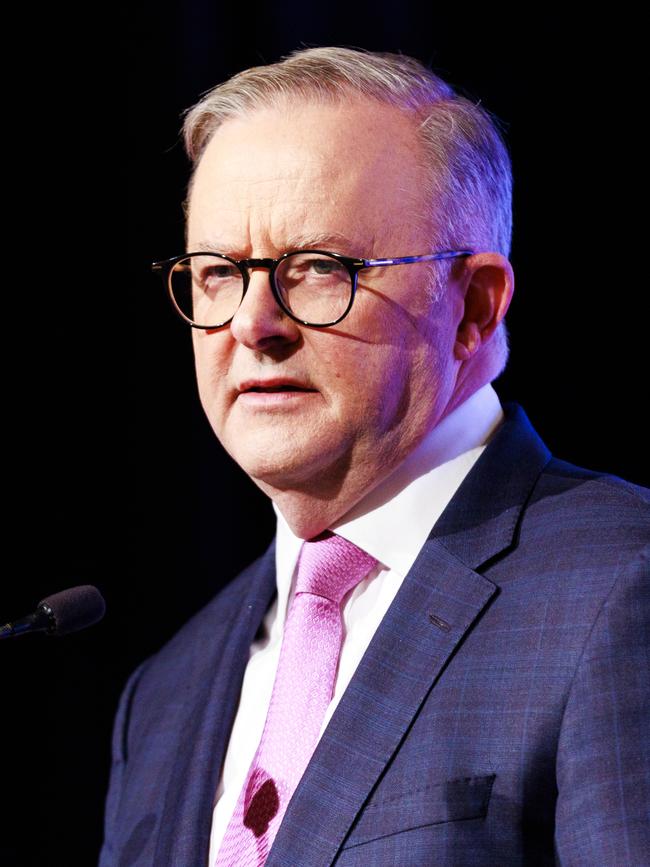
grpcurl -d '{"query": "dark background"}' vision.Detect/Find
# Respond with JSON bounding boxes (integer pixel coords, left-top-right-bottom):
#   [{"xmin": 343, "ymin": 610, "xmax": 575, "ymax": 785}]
[{"xmin": 4, "ymin": 5, "xmax": 647, "ymax": 864}]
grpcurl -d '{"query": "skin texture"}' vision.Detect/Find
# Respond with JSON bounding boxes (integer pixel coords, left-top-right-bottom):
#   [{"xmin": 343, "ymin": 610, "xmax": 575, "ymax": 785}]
[{"xmin": 187, "ymin": 98, "xmax": 514, "ymax": 538}]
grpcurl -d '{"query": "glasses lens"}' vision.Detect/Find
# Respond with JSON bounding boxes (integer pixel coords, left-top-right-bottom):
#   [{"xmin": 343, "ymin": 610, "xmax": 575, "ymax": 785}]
[
  {"xmin": 275, "ymin": 252, "xmax": 352, "ymax": 325},
  {"xmin": 169, "ymin": 254, "xmax": 244, "ymax": 327}
]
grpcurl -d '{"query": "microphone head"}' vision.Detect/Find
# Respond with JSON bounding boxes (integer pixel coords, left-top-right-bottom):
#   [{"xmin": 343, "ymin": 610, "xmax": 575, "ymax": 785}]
[{"xmin": 38, "ymin": 585, "xmax": 106, "ymax": 636}]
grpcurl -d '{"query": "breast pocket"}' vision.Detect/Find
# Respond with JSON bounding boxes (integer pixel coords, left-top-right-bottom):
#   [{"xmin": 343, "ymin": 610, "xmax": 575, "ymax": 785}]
[{"xmin": 342, "ymin": 773, "xmax": 496, "ymax": 849}]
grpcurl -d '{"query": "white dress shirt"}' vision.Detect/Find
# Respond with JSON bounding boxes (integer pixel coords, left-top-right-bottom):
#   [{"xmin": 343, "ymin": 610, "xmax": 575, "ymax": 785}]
[{"xmin": 208, "ymin": 384, "xmax": 504, "ymax": 862}]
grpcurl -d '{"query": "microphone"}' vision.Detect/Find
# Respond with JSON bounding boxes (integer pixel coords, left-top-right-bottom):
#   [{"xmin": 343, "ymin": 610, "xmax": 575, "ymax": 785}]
[{"xmin": 0, "ymin": 585, "xmax": 106, "ymax": 639}]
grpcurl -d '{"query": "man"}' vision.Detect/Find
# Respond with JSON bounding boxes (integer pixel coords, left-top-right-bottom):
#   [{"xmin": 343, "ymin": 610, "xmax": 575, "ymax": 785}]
[{"xmin": 101, "ymin": 48, "xmax": 649, "ymax": 865}]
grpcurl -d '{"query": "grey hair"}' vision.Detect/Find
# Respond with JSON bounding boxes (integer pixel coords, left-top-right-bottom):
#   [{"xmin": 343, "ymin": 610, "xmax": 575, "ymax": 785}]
[{"xmin": 183, "ymin": 47, "xmax": 512, "ymax": 373}]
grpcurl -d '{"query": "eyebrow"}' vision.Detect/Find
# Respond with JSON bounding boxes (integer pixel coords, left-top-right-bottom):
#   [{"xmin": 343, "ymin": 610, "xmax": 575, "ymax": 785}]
[{"xmin": 189, "ymin": 231, "xmax": 368, "ymax": 258}]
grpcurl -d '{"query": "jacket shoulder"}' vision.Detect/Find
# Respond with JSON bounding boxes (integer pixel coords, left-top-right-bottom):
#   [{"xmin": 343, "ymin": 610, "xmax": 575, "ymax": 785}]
[
  {"xmin": 542, "ymin": 455, "xmax": 648, "ymax": 500},
  {"xmin": 532, "ymin": 456, "xmax": 649, "ymax": 533}
]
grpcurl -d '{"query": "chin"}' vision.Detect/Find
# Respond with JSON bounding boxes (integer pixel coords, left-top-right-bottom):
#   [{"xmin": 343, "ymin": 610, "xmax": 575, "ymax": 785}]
[
  {"xmin": 229, "ymin": 445, "xmax": 316, "ymax": 488},
  {"xmin": 230, "ymin": 436, "xmax": 348, "ymax": 493}
]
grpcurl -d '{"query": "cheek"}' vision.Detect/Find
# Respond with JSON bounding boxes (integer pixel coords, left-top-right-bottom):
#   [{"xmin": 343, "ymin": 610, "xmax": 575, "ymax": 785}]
[
  {"xmin": 192, "ymin": 338, "xmax": 211, "ymax": 396},
  {"xmin": 330, "ymin": 344, "xmax": 410, "ymax": 430},
  {"xmin": 368, "ymin": 328, "xmax": 448, "ymax": 434},
  {"xmin": 192, "ymin": 335, "xmax": 230, "ymax": 412}
]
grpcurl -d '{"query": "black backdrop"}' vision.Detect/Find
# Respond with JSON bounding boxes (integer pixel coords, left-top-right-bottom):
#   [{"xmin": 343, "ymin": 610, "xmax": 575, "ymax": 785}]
[{"xmin": 4, "ymin": 6, "xmax": 647, "ymax": 864}]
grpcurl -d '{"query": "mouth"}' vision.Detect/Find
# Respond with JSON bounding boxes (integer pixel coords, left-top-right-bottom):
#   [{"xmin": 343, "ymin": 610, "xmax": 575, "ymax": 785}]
[
  {"xmin": 246, "ymin": 385, "xmax": 314, "ymax": 393},
  {"xmin": 238, "ymin": 379, "xmax": 317, "ymax": 395},
  {"xmin": 235, "ymin": 379, "xmax": 319, "ymax": 407}
]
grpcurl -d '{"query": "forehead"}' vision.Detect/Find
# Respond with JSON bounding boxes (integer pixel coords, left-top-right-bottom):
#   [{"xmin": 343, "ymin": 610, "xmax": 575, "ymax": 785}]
[{"xmin": 186, "ymin": 98, "xmax": 429, "ymax": 255}]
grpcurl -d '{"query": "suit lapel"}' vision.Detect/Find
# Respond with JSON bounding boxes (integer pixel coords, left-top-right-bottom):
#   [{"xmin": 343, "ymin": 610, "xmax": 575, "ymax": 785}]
[
  {"xmin": 267, "ymin": 403, "xmax": 552, "ymax": 866},
  {"xmin": 153, "ymin": 543, "xmax": 277, "ymax": 865}
]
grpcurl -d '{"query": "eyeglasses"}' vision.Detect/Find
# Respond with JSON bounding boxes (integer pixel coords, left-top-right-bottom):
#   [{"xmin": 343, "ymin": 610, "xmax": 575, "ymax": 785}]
[{"xmin": 151, "ymin": 248, "xmax": 474, "ymax": 329}]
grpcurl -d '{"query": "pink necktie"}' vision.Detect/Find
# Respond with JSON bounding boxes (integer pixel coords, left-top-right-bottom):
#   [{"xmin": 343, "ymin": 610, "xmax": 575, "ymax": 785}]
[{"xmin": 215, "ymin": 532, "xmax": 376, "ymax": 866}]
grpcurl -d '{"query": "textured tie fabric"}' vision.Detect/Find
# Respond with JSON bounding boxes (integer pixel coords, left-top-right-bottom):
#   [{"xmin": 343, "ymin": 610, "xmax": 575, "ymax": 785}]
[{"xmin": 214, "ymin": 532, "xmax": 376, "ymax": 866}]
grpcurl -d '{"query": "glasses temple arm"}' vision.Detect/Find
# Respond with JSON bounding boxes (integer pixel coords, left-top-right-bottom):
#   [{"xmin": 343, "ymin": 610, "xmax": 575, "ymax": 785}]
[{"xmin": 362, "ymin": 251, "xmax": 474, "ymax": 267}]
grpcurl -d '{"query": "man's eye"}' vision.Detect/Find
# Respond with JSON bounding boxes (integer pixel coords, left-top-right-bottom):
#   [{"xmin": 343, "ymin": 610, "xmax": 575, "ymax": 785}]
[
  {"xmin": 308, "ymin": 259, "xmax": 345, "ymax": 275},
  {"xmin": 201, "ymin": 265, "xmax": 239, "ymax": 283}
]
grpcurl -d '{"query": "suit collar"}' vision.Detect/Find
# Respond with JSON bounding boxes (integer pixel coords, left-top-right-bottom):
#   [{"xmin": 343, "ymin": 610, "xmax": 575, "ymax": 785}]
[{"xmin": 431, "ymin": 402, "xmax": 551, "ymax": 568}]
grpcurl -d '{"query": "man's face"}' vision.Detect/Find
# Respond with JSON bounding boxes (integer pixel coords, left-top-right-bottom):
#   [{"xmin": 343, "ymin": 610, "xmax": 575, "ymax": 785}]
[{"xmin": 187, "ymin": 99, "xmax": 463, "ymax": 512}]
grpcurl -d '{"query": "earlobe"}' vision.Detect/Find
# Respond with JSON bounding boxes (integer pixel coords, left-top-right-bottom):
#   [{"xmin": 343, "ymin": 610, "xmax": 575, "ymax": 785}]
[{"xmin": 453, "ymin": 254, "xmax": 514, "ymax": 362}]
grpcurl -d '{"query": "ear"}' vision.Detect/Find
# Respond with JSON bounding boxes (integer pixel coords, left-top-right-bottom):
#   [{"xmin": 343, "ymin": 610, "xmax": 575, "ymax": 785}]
[{"xmin": 454, "ymin": 253, "xmax": 514, "ymax": 362}]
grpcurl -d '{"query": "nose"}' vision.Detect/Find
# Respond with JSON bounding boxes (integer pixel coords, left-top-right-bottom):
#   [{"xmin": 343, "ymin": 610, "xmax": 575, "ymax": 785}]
[{"xmin": 229, "ymin": 268, "xmax": 301, "ymax": 350}]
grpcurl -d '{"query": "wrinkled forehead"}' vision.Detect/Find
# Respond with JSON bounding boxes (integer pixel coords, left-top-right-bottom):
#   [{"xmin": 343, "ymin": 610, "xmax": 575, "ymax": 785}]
[{"xmin": 186, "ymin": 98, "xmax": 432, "ymax": 255}]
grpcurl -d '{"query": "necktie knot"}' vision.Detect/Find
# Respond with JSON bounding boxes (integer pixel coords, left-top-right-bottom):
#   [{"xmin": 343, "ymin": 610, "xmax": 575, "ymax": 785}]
[{"xmin": 295, "ymin": 532, "xmax": 376, "ymax": 603}]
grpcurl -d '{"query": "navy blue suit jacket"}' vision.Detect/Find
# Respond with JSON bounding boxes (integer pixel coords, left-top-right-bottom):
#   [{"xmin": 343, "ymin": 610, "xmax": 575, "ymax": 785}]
[{"xmin": 100, "ymin": 404, "xmax": 649, "ymax": 866}]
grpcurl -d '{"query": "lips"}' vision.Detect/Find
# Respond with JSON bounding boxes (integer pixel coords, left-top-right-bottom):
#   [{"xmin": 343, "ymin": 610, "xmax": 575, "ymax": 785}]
[
  {"xmin": 238, "ymin": 379, "xmax": 317, "ymax": 395},
  {"xmin": 246, "ymin": 385, "xmax": 309, "ymax": 394},
  {"xmin": 247, "ymin": 385, "xmax": 312, "ymax": 393}
]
